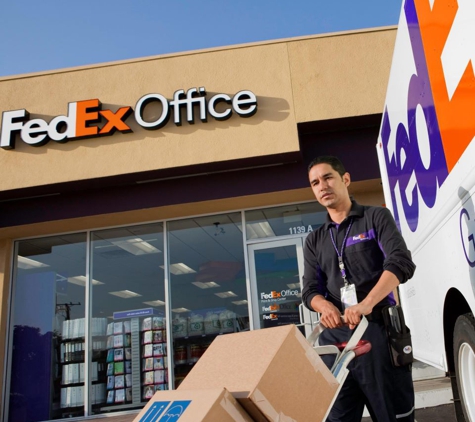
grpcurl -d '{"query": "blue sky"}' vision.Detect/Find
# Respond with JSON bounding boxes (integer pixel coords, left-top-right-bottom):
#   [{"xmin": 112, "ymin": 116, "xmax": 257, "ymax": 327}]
[{"xmin": 0, "ymin": 1, "xmax": 402, "ymax": 77}]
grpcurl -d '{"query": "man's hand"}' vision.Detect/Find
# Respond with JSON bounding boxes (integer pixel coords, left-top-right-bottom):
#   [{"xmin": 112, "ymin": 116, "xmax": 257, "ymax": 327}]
[
  {"xmin": 344, "ymin": 302, "xmax": 373, "ymax": 329},
  {"xmin": 343, "ymin": 270, "xmax": 400, "ymax": 328},
  {"xmin": 311, "ymin": 296, "xmax": 344, "ymax": 329}
]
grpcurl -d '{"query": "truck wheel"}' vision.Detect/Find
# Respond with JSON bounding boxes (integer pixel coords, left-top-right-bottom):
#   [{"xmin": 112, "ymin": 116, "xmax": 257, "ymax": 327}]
[{"xmin": 454, "ymin": 313, "xmax": 475, "ymax": 422}]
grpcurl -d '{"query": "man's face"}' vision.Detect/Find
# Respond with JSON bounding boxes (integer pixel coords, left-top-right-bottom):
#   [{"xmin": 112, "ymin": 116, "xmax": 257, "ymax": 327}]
[{"xmin": 308, "ymin": 163, "xmax": 350, "ymax": 209}]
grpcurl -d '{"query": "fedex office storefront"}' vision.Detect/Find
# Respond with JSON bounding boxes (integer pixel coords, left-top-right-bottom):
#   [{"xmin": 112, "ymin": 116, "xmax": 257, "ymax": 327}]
[{"xmin": 0, "ymin": 27, "xmax": 395, "ymax": 422}]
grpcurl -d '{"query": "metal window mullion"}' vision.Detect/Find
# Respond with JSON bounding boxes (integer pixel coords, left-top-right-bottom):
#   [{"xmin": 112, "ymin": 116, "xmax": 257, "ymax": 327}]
[
  {"xmin": 2, "ymin": 241, "xmax": 19, "ymax": 422},
  {"xmin": 163, "ymin": 222, "xmax": 173, "ymax": 389},
  {"xmin": 242, "ymin": 210, "xmax": 256, "ymax": 331},
  {"xmin": 84, "ymin": 231, "xmax": 92, "ymax": 416}
]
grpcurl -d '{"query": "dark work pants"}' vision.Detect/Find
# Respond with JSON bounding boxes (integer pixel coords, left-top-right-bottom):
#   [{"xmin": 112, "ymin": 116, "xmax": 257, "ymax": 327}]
[{"xmin": 319, "ymin": 321, "xmax": 415, "ymax": 422}]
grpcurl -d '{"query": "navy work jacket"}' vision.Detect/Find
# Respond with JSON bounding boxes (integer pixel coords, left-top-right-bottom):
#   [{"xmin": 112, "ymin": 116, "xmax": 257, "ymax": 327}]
[{"xmin": 302, "ymin": 201, "xmax": 416, "ymax": 312}]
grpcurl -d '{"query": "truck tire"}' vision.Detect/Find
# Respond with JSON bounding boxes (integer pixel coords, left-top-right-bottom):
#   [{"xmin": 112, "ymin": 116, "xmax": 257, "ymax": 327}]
[{"xmin": 454, "ymin": 313, "xmax": 475, "ymax": 422}]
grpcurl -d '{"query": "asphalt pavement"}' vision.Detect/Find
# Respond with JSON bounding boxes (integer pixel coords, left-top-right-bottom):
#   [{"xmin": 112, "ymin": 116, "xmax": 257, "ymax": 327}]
[{"xmin": 362, "ymin": 404, "xmax": 457, "ymax": 422}]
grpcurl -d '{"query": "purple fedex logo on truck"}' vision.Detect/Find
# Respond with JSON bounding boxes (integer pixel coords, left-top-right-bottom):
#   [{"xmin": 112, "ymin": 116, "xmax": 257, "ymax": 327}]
[
  {"xmin": 378, "ymin": 0, "xmax": 448, "ymax": 234},
  {"xmin": 377, "ymin": 0, "xmax": 475, "ymax": 252}
]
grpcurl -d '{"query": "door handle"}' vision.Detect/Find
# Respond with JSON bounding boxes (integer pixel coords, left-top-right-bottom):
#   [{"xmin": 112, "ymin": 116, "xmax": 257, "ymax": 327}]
[{"xmin": 299, "ymin": 303, "xmax": 304, "ymax": 324}]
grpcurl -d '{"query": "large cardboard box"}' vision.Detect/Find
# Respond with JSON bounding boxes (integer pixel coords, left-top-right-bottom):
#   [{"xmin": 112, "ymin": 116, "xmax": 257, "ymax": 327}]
[
  {"xmin": 132, "ymin": 388, "xmax": 254, "ymax": 422},
  {"xmin": 178, "ymin": 324, "xmax": 339, "ymax": 422}
]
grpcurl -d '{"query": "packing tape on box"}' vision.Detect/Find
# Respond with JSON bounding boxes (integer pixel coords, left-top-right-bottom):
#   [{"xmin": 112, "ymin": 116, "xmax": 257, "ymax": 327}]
[
  {"xmin": 294, "ymin": 330, "xmax": 339, "ymax": 387},
  {"xmin": 251, "ymin": 389, "xmax": 296, "ymax": 422},
  {"xmin": 220, "ymin": 394, "xmax": 251, "ymax": 422}
]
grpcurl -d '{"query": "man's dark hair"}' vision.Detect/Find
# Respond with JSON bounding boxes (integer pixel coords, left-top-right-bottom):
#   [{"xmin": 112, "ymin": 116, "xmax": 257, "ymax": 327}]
[{"xmin": 307, "ymin": 155, "xmax": 346, "ymax": 176}]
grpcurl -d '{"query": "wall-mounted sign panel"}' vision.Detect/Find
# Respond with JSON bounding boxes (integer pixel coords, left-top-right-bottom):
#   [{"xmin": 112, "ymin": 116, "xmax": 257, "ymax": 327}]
[{"xmin": 0, "ymin": 41, "xmax": 299, "ymax": 191}]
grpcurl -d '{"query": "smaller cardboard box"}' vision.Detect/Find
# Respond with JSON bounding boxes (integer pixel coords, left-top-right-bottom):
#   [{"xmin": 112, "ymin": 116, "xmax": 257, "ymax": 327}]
[
  {"xmin": 132, "ymin": 388, "xmax": 254, "ymax": 422},
  {"xmin": 178, "ymin": 324, "xmax": 339, "ymax": 422}
]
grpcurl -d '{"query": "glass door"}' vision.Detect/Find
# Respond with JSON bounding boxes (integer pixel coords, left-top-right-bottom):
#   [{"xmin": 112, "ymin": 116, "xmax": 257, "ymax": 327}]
[{"xmin": 248, "ymin": 238, "xmax": 316, "ymax": 336}]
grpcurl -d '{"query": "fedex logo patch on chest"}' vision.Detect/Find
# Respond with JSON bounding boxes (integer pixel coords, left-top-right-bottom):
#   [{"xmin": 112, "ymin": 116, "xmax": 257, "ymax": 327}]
[{"xmin": 346, "ymin": 229, "xmax": 375, "ymax": 247}]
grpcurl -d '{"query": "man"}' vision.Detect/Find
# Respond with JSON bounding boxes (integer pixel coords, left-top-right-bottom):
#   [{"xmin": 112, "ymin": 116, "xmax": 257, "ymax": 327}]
[{"xmin": 302, "ymin": 155, "xmax": 416, "ymax": 422}]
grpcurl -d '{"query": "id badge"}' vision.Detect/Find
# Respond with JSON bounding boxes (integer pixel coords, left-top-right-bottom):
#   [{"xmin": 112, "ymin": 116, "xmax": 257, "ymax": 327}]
[{"xmin": 340, "ymin": 283, "xmax": 358, "ymax": 309}]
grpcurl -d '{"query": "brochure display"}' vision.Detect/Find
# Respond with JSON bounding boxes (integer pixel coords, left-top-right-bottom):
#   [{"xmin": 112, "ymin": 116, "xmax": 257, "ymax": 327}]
[
  {"xmin": 104, "ymin": 319, "xmax": 133, "ymax": 406},
  {"xmin": 140, "ymin": 316, "xmax": 168, "ymax": 400},
  {"xmin": 101, "ymin": 310, "xmax": 168, "ymax": 412}
]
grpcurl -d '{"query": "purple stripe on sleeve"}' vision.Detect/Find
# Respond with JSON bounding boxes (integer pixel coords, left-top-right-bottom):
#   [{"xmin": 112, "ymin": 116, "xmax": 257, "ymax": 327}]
[{"xmin": 378, "ymin": 238, "xmax": 387, "ymax": 258}]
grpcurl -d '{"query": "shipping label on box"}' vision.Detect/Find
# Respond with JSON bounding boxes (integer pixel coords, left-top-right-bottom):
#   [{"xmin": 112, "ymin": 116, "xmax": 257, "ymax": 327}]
[
  {"xmin": 138, "ymin": 400, "xmax": 191, "ymax": 422},
  {"xmin": 133, "ymin": 388, "xmax": 253, "ymax": 422}
]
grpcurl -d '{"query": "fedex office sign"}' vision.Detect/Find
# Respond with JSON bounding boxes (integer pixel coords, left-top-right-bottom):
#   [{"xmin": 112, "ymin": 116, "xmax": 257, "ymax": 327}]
[{"xmin": 0, "ymin": 87, "xmax": 257, "ymax": 149}]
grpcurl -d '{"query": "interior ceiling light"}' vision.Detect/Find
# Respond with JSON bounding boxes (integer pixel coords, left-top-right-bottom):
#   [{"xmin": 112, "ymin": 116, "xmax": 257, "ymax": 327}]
[
  {"xmin": 111, "ymin": 238, "xmax": 161, "ymax": 255},
  {"xmin": 109, "ymin": 290, "xmax": 142, "ymax": 299},
  {"xmin": 232, "ymin": 300, "xmax": 248, "ymax": 306},
  {"xmin": 246, "ymin": 222, "xmax": 276, "ymax": 239},
  {"xmin": 143, "ymin": 300, "xmax": 166, "ymax": 307},
  {"xmin": 215, "ymin": 291, "xmax": 238, "ymax": 298},
  {"xmin": 287, "ymin": 283, "xmax": 300, "ymax": 289},
  {"xmin": 172, "ymin": 307, "xmax": 190, "ymax": 313},
  {"xmin": 161, "ymin": 263, "xmax": 196, "ymax": 275},
  {"xmin": 17, "ymin": 256, "xmax": 49, "ymax": 269},
  {"xmin": 68, "ymin": 276, "xmax": 104, "ymax": 286},
  {"xmin": 192, "ymin": 281, "xmax": 220, "ymax": 289}
]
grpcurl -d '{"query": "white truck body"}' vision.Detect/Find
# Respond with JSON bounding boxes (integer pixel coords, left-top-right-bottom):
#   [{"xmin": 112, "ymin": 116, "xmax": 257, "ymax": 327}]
[{"xmin": 377, "ymin": 0, "xmax": 475, "ymax": 419}]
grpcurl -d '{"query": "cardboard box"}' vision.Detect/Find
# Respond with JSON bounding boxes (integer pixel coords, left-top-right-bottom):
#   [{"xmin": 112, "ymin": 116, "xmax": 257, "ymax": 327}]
[
  {"xmin": 178, "ymin": 324, "xmax": 339, "ymax": 422},
  {"xmin": 133, "ymin": 388, "xmax": 254, "ymax": 422}
]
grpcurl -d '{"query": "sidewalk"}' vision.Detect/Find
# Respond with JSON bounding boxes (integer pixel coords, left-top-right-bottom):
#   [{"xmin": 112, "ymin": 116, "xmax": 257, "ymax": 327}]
[{"xmin": 362, "ymin": 404, "xmax": 456, "ymax": 422}]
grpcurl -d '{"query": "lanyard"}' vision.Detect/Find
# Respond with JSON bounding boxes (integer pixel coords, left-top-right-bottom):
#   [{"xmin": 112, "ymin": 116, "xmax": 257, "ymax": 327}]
[{"xmin": 329, "ymin": 219, "xmax": 353, "ymax": 286}]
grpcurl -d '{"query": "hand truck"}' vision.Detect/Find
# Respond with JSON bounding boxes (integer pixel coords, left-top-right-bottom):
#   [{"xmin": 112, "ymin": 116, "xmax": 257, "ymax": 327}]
[{"xmin": 307, "ymin": 316, "xmax": 372, "ymax": 388}]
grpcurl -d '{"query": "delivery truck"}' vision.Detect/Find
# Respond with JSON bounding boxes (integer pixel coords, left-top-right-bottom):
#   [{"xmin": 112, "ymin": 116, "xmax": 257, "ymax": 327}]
[{"xmin": 376, "ymin": 0, "xmax": 475, "ymax": 420}]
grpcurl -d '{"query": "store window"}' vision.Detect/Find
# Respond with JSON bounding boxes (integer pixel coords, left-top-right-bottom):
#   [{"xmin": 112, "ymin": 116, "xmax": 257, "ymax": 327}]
[
  {"xmin": 4, "ymin": 203, "xmax": 325, "ymax": 421},
  {"xmin": 90, "ymin": 223, "xmax": 165, "ymax": 415},
  {"xmin": 6, "ymin": 224, "xmax": 168, "ymax": 421},
  {"xmin": 245, "ymin": 202, "xmax": 327, "ymax": 240},
  {"xmin": 7, "ymin": 233, "xmax": 87, "ymax": 422},
  {"xmin": 167, "ymin": 213, "xmax": 248, "ymax": 386}
]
